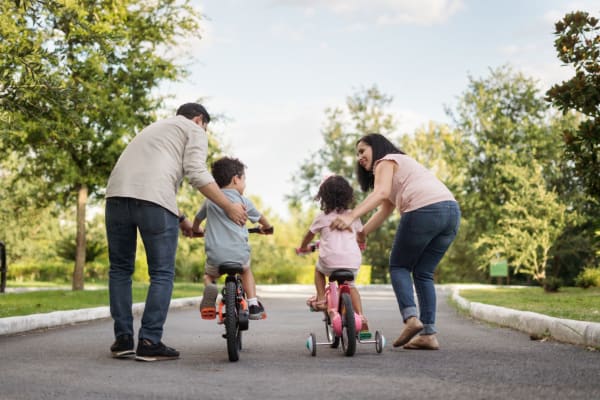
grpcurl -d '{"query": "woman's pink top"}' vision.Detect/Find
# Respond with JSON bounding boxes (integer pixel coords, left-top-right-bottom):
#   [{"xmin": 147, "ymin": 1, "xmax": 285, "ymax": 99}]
[
  {"xmin": 310, "ymin": 210, "xmax": 363, "ymax": 269},
  {"xmin": 374, "ymin": 154, "xmax": 455, "ymax": 214}
]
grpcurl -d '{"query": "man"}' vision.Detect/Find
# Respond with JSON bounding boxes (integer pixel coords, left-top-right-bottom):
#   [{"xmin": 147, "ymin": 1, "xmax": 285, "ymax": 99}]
[{"xmin": 105, "ymin": 103, "xmax": 247, "ymax": 361}]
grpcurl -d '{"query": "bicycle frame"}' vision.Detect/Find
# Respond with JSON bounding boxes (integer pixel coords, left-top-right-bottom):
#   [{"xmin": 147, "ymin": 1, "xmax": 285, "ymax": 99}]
[{"xmin": 325, "ymin": 275, "xmax": 363, "ymax": 337}]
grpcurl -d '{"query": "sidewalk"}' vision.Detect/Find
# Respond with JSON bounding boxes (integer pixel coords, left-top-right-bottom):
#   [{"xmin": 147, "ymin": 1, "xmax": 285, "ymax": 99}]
[{"xmin": 1, "ymin": 284, "xmax": 599, "ymax": 348}]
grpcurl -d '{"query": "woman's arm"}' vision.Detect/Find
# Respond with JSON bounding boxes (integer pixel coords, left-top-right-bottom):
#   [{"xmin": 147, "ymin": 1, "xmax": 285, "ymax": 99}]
[
  {"xmin": 331, "ymin": 160, "xmax": 395, "ymax": 229},
  {"xmin": 362, "ymin": 200, "xmax": 395, "ymax": 235}
]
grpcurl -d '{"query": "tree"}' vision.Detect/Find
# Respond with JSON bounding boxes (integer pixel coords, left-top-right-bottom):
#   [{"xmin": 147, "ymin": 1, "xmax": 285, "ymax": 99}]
[
  {"xmin": 288, "ymin": 85, "xmax": 397, "ymax": 206},
  {"xmin": 475, "ymin": 162, "xmax": 569, "ymax": 286},
  {"xmin": 0, "ymin": 0, "xmax": 203, "ymax": 290},
  {"xmin": 448, "ymin": 65, "xmax": 564, "ymax": 276},
  {"xmin": 288, "ymin": 85, "xmax": 398, "ymax": 282},
  {"xmin": 0, "ymin": 153, "xmax": 60, "ymax": 263},
  {"xmin": 546, "ymin": 11, "xmax": 600, "ymax": 199}
]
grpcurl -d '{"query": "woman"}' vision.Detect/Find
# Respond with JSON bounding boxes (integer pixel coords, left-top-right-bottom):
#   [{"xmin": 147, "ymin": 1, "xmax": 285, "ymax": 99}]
[{"xmin": 330, "ymin": 133, "xmax": 460, "ymax": 350}]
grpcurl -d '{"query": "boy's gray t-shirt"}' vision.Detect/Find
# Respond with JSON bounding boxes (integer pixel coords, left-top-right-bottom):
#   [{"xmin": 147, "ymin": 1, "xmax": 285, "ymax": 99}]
[{"xmin": 196, "ymin": 188, "xmax": 261, "ymax": 266}]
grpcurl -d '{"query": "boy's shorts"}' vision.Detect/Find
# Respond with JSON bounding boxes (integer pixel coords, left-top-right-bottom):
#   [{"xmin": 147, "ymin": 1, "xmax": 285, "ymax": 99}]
[
  {"xmin": 205, "ymin": 260, "xmax": 250, "ymax": 278},
  {"xmin": 316, "ymin": 260, "xmax": 357, "ymax": 287}
]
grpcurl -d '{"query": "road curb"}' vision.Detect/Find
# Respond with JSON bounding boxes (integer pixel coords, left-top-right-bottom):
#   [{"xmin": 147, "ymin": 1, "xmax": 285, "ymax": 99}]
[
  {"xmin": 0, "ymin": 297, "xmax": 200, "ymax": 336},
  {"xmin": 450, "ymin": 285, "xmax": 600, "ymax": 348}
]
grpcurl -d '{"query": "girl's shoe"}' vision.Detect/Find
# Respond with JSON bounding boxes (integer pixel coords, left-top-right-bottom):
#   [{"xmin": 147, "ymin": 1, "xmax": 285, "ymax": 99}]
[{"xmin": 306, "ymin": 295, "xmax": 327, "ymax": 311}]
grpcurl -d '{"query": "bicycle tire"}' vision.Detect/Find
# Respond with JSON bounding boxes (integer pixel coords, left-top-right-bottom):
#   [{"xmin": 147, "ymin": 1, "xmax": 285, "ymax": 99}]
[
  {"xmin": 225, "ymin": 280, "xmax": 240, "ymax": 361},
  {"xmin": 340, "ymin": 292, "xmax": 356, "ymax": 356}
]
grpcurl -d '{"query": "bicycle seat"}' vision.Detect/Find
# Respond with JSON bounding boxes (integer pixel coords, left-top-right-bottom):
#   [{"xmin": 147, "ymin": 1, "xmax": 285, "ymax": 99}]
[
  {"xmin": 329, "ymin": 269, "xmax": 355, "ymax": 284},
  {"xmin": 218, "ymin": 262, "xmax": 244, "ymax": 275}
]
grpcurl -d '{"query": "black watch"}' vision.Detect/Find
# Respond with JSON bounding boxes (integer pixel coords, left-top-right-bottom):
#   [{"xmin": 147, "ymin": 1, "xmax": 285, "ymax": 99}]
[{"xmin": 178, "ymin": 214, "xmax": 186, "ymax": 223}]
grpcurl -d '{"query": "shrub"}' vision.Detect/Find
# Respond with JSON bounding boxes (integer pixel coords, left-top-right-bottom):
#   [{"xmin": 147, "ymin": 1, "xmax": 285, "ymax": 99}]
[
  {"xmin": 542, "ymin": 276, "xmax": 562, "ymax": 292},
  {"xmin": 574, "ymin": 267, "xmax": 600, "ymax": 288},
  {"xmin": 7, "ymin": 259, "xmax": 71, "ymax": 283}
]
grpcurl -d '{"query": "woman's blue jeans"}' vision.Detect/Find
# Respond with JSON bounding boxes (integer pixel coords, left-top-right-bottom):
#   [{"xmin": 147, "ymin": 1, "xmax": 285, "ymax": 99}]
[
  {"xmin": 105, "ymin": 197, "xmax": 179, "ymax": 343},
  {"xmin": 389, "ymin": 201, "xmax": 460, "ymax": 335}
]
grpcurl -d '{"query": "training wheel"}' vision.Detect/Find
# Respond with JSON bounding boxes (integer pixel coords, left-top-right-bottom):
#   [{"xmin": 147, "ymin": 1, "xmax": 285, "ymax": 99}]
[
  {"xmin": 306, "ymin": 333, "xmax": 317, "ymax": 356},
  {"xmin": 375, "ymin": 330, "xmax": 385, "ymax": 353}
]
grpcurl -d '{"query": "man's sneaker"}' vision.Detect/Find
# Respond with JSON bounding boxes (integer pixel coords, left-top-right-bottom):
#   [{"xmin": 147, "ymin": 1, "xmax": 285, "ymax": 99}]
[
  {"xmin": 200, "ymin": 283, "xmax": 218, "ymax": 320},
  {"xmin": 248, "ymin": 301, "xmax": 265, "ymax": 320},
  {"xmin": 135, "ymin": 339, "xmax": 180, "ymax": 362},
  {"xmin": 110, "ymin": 334, "xmax": 135, "ymax": 358}
]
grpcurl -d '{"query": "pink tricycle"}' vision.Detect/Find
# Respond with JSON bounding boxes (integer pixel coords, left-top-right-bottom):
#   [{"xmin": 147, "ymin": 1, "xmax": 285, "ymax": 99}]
[{"xmin": 297, "ymin": 244, "xmax": 385, "ymax": 356}]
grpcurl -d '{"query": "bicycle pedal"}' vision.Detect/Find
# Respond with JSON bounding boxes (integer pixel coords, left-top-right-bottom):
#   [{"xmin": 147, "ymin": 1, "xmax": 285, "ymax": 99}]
[{"xmin": 359, "ymin": 331, "xmax": 372, "ymax": 340}]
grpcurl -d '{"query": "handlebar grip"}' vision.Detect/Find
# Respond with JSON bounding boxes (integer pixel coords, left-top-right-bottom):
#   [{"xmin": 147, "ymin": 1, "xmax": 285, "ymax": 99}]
[{"xmin": 248, "ymin": 226, "xmax": 274, "ymax": 234}]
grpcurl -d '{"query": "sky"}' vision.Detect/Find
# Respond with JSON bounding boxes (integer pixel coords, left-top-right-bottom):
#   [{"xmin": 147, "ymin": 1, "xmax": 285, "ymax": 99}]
[{"xmin": 160, "ymin": 0, "xmax": 598, "ymax": 219}]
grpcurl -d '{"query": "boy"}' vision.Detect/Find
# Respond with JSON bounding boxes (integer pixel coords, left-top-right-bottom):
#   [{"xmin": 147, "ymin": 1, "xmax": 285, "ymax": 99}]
[{"xmin": 193, "ymin": 157, "xmax": 273, "ymax": 320}]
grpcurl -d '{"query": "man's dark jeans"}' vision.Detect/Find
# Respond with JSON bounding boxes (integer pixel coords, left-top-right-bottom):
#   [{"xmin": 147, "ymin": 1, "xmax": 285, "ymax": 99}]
[{"xmin": 106, "ymin": 197, "xmax": 179, "ymax": 343}]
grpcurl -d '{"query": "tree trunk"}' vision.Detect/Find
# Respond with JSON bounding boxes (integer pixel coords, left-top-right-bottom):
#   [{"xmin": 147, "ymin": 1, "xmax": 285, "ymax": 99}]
[{"xmin": 72, "ymin": 184, "xmax": 87, "ymax": 291}]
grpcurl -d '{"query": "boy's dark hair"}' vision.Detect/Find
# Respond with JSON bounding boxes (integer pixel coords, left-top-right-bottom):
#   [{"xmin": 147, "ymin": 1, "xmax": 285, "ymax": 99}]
[
  {"xmin": 176, "ymin": 102, "xmax": 211, "ymax": 124},
  {"xmin": 356, "ymin": 133, "xmax": 405, "ymax": 192},
  {"xmin": 316, "ymin": 175, "xmax": 354, "ymax": 214},
  {"xmin": 211, "ymin": 157, "xmax": 246, "ymax": 188}
]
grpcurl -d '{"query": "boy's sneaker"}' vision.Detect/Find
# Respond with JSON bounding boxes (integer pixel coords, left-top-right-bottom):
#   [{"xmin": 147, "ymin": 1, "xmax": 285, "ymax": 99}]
[
  {"xmin": 200, "ymin": 283, "xmax": 218, "ymax": 320},
  {"xmin": 135, "ymin": 339, "xmax": 180, "ymax": 362},
  {"xmin": 249, "ymin": 301, "xmax": 265, "ymax": 320},
  {"xmin": 110, "ymin": 334, "xmax": 135, "ymax": 358}
]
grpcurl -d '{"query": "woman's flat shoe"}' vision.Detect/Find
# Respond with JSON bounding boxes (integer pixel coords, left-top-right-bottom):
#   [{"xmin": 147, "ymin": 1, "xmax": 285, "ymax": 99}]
[
  {"xmin": 393, "ymin": 317, "xmax": 423, "ymax": 347},
  {"xmin": 403, "ymin": 334, "xmax": 439, "ymax": 350}
]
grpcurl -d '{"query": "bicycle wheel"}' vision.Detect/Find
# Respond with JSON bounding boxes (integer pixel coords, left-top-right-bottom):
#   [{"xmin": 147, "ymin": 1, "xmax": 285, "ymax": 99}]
[
  {"xmin": 340, "ymin": 292, "xmax": 356, "ymax": 356},
  {"xmin": 225, "ymin": 280, "xmax": 240, "ymax": 361},
  {"xmin": 375, "ymin": 330, "xmax": 385, "ymax": 354}
]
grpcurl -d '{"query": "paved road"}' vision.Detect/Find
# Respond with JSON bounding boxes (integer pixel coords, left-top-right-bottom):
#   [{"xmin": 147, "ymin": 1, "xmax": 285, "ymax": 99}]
[{"xmin": 1, "ymin": 286, "xmax": 598, "ymax": 400}]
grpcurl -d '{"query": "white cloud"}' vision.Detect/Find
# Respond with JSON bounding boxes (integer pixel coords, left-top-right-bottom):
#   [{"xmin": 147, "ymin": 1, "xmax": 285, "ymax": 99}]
[{"xmin": 274, "ymin": 0, "xmax": 465, "ymax": 26}]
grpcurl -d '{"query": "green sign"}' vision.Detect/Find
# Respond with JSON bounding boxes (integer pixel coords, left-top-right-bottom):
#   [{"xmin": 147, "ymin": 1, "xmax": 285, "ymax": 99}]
[{"xmin": 490, "ymin": 260, "xmax": 508, "ymax": 277}]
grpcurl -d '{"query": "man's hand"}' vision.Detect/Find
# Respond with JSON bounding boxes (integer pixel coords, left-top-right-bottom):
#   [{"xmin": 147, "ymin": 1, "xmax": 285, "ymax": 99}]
[
  {"xmin": 179, "ymin": 219, "xmax": 194, "ymax": 237},
  {"xmin": 226, "ymin": 203, "xmax": 247, "ymax": 226}
]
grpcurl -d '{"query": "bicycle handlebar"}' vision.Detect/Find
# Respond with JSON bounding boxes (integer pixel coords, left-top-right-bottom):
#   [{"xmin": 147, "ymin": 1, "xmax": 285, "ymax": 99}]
[
  {"xmin": 296, "ymin": 241, "xmax": 319, "ymax": 255},
  {"xmin": 248, "ymin": 226, "xmax": 274, "ymax": 234},
  {"xmin": 192, "ymin": 225, "xmax": 273, "ymax": 237}
]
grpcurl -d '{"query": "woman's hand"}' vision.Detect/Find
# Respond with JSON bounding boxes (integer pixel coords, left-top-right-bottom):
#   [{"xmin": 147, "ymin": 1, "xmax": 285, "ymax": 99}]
[
  {"xmin": 330, "ymin": 214, "xmax": 354, "ymax": 231},
  {"xmin": 357, "ymin": 230, "xmax": 367, "ymax": 251}
]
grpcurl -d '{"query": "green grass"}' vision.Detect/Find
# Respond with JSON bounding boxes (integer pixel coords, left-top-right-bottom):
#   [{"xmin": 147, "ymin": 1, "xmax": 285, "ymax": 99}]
[
  {"xmin": 0, "ymin": 282, "xmax": 203, "ymax": 318},
  {"xmin": 459, "ymin": 286, "xmax": 600, "ymax": 323}
]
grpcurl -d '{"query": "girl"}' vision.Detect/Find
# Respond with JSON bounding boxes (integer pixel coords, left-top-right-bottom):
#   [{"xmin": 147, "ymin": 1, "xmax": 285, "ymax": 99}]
[{"xmin": 298, "ymin": 175, "xmax": 368, "ymax": 329}]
